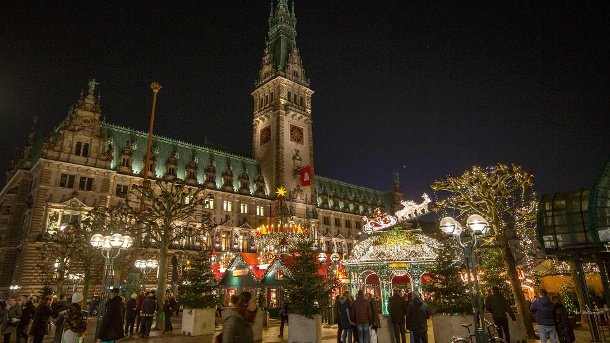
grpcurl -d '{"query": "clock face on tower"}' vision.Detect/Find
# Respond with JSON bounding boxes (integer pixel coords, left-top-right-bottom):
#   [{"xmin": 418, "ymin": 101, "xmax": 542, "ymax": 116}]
[
  {"xmin": 290, "ymin": 125, "xmax": 304, "ymax": 144},
  {"xmin": 260, "ymin": 126, "xmax": 271, "ymax": 145}
]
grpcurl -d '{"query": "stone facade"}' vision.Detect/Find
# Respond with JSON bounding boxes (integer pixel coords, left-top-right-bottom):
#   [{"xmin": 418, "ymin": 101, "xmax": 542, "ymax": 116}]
[{"xmin": 0, "ymin": 0, "xmax": 403, "ymax": 298}]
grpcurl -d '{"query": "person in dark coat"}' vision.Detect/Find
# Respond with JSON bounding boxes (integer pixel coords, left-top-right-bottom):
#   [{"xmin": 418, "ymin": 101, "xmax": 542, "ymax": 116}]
[
  {"xmin": 221, "ymin": 292, "xmax": 256, "ymax": 343},
  {"xmin": 530, "ymin": 289, "xmax": 557, "ymax": 343},
  {"xmin": 17, "ymin": 295, "xmax": 36, "ymax": 343},
  {"xmin": 140, "ymin": 291, "xmax": 158, "ymax": 338},
  {"xmin": 278, "ymin": 299, "xmax": 289, "ymax": 338},
  {"xmin": 406, "ymin": 291, "xmax": 429, "ymax": 343},
  {"xmin": 135, "ymin": 292, "xmax": 146, "ymax": 334},
  {"xmin": 366, "ymin": 293, "xmax": 380, "ymax": 331},
  {"xmin": 96, "ymin": 288, "xmax": 126, "ymax": 343},
  {"xmin": 551, "ymin": 296, "xmax": 575, "ymax": 343},
  {"xmin": 29, "ymin": 296, "xmax": 54, "ymax": 343},
  {"xmin": 162, "ymin": 292, "xmax": 177, "ymax": 333},
  {"xmin": 388, "ymin": 288, "xmax": 407, "ymax": 343},
  {"xmin": 338, "ymin": 291, "xmax": 354, "ymax": 343},
  {"xmin": 485, "ymin": 286, "xmax": 516, "ymax": 342},
  {"xmin": 124, "ymin": 294, "xmax": 138, "ymax": 336},
  {"xmin": 351, "ymin": 290, "xmax": 372, "ymax": 343}
]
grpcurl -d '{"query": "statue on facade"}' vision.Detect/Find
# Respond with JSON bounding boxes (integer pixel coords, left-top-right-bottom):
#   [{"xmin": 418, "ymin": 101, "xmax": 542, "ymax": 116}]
[{"xmin": 88, "ymin": 79, "xmax": 99, "ymax": 94}]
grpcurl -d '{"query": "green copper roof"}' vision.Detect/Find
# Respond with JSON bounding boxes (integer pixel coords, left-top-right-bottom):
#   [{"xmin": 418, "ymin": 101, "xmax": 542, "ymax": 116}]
[
  {"xmin": 267, "ymin": 0, "xmax": 297, "ymax": 71},
  {"xmin": 314, "ymin": 176, "xmax": 393, "ymax": 214},
  {"xmin": 105, "ymin": 124, "xmax": 263, "ymax": 194}
]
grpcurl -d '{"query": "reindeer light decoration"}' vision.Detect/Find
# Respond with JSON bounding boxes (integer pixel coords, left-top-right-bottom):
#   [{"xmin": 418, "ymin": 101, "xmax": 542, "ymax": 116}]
[{"xmin": 395, "ymin": 193, "xmax": 432, "ymax": 221}]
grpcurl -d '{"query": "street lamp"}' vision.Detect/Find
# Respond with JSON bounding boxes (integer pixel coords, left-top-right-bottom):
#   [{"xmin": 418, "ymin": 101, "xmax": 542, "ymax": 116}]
[
  {"xmin": 439, "ymin": 215, "xmax": 490, "ymax": 343},
  {"xmin": 135, "ymin": 259, "xmax": 158, "ymax": 293},
  {"xmin": 9, "ymin": 285, "xmax": 20, "ymax": 295},
  {"xmin": 67, "ymin": 273, "xmax": 84, "ymax": 293},
  {"xmin": 90, "ymin": 233, "xmax": 132, "ymax": 340}
]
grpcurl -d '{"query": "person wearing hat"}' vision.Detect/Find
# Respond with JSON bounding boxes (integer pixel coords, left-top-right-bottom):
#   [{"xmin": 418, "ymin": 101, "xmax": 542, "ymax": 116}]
[
  {"xmin": 124, "ymin": 294, "xmax": 138, "ymax": 336},
  {"xmin": 62, "ymin": 293, "xmax": 87, "ymax": 343},
  {"xmin": 96, "ymin": 288, "xmax": 126, "ymax": 343},
  {"xmin": 140, "ymin": 291, "xmax": 158, "ymax": 338}
]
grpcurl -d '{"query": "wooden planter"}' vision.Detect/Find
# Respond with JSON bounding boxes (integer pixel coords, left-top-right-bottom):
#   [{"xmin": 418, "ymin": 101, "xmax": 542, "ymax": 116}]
[{"xmin": 181, "ymin": 308, "xmax": 216, "ymax": 336}]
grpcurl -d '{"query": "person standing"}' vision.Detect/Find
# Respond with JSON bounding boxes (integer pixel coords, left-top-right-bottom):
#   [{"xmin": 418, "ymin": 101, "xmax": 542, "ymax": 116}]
[
  {"xmin": 162, "ymin": 292, "xmax": 177, "ymax": 333},
  {"xmin": 338, "ymin": 291, "xmax": 354, "ymax": 343},
  {"xmin": 551, "ymin": 296, "xmax": 575, "ymax": 343},
  {"xmin": 406, "ymin": 292, "xmax": 429, "ymax": 343},
  {"xmin": 278, "ymin": 298, "xmax": 289, "ymax": 338},
  {"xmin": 485, "ymin": 286, "xmax": 516, "ymax": 342},
  {"xmin": 124, "ymin": 294, "xmax": 138, "ymax": 336},
  {"xmin": 221, "ymin": 291, "xmax": 256, "ymax": 343},
  {"xmin": 351, "ymin": 290, "xmax": 372, "ymax": 343},
  {"xmin": 530, "ymin": 289, "xmax": 558, "ymax": 343},
  {"xmin": 52, "ymin": 294, "xmax": 70, "ymax": 343},
  {"xmin": 62, "ymin": 293, "xmax": 87, "ymax": 343},
  {"xmin": 140, "ymin": 291, "xmax": 158, "ymax": 338},
  {"xmin": 29, "ymin": 296, "xmax": 54, "ymax": 343},
  {"xmin": 366, "ymin": 294, "xmax": 380, "ymax": 343},
  {"xmin": 4, "ymin": 297, "xmax": 23, "ymax": 343},
  {"xmin": 388, "ymin": 288, "xmax": 407, "ymax": 343},
  {"xmin": 135, "ymin": 292, "xmax": 146, "ymax": 334},
  {"xmin": 96, "ymin": 288, "xmax": 126, "ymax": 343},
  {"xmin": 334, "ymin": 295, "xmax": 343, "ymax": 343},
  {"xmin": 17, "ymin": 295, "xmax": 35, "ymax": 343}
]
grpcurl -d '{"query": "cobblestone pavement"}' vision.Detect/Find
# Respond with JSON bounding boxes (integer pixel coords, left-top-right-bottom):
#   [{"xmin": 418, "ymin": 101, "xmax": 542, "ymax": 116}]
[{"xmin": 40, "ymin": 314, "xmax": 594, "ymax": 343}]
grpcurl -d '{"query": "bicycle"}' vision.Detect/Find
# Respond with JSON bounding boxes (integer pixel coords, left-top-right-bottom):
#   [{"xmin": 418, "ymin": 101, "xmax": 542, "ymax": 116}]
[{"xmin": 450, "ymin": 319, "xmax": 508, "ymax": 343}]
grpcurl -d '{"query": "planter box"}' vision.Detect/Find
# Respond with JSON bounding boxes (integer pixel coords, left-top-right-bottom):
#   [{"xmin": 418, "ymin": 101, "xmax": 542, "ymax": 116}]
[
  {"xmin": 287, "ymin": 314, "xmax": 322, "ymax": 343},
  {"xmin": 432, "ymin": 314, "xmax": 527, "ymax": 343},
  {"xmin": 181, "ymin": 308, "xmax": 216, "ymax": 336},
  {"xmin": 252, "ymin": 310, "xmax": 264, "ymax": 341}
]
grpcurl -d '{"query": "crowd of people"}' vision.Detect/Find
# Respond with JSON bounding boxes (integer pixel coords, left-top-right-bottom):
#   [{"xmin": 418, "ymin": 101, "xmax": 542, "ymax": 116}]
[{"xmin": 0, "ymin": 288, "xmax": 180, "ymax": 343}]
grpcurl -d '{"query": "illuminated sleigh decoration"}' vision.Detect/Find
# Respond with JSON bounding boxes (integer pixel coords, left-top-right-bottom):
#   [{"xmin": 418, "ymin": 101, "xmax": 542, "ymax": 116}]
[{"xmin": 362, "ymin": 208, "xmax": 397, "ymax": 234}]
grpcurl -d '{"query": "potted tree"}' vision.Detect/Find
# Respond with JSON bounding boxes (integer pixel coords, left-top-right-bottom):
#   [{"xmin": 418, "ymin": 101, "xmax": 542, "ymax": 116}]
[
  {"xmin": 178, "ymin": 250, "xmax": 218, "ymax": 336},
  {"xmin": 423, "ymin": 240, "xmax": 472, "ymax": 343},
  {"xmin": 285, "ymin": 241, "xmax": 334, "ymax": 343}
]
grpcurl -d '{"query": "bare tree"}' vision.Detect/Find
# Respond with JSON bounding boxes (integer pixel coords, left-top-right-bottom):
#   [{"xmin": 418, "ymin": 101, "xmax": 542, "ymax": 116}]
[
  {"xmin": 431, "ymin": 163, "xmax": 538, "ymax": 338},
  {"xmin": 127, "ymin": 179, "xmax": 213, "ymax": 329}
]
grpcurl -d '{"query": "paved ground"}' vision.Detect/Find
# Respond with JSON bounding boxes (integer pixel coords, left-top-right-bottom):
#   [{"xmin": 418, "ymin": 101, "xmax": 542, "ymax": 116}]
[{"xmin": 40, "ymin": 314, "xmax": 596, "ymax": 343}]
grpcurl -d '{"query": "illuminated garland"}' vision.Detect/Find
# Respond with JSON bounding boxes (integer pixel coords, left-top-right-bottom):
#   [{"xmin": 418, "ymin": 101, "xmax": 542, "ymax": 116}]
[
  {"xmin": 253, "ymin": 231, "xmax": 310, "ymax": 250},
  {"xmin": 344, "ymin": 229, "xmax": 440, "ymax": 263}
]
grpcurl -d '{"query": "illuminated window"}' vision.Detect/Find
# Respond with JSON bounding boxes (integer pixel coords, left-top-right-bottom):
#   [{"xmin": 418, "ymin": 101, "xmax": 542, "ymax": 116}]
[
  {"xmin": 256, "ymin": 205, "xmax": 264, "ymax": 216},
  {"xmin": 240, "ymin": 203, "xmax": 248, "ymax": 214},
  {"xmin": 205, "ymin": 196, "xmax": 215, "ymax": 209},
  {"xmin": 223, "ymin": 200, "xmax": 233, "ymax": 212}
]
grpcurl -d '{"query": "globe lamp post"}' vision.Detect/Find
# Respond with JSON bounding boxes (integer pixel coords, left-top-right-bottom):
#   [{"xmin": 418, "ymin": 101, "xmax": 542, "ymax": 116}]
[
  {"xmin": 90, "ymin": 233, "xmax": 132, "ymax": 340},
  {"xmin": 439, "ymin": 214, "xmax": 490, "ymax": 343},
  {"xmin": 135, "ymin": 259, "xmax": 158, "ymax": 293}
]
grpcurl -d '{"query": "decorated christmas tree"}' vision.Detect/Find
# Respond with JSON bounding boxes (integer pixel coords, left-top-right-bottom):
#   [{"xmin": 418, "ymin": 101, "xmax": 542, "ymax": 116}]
[
  {"xmin": 423, "ymin": 239, "xmax": 472, "ymax": 314},
  {"xmin": 284, "ymin": 240, "xmax": 334, "ymax": 319},
  {"xmin": 178, "ymin": 250, "xmax": 218, "ymax": 309}
]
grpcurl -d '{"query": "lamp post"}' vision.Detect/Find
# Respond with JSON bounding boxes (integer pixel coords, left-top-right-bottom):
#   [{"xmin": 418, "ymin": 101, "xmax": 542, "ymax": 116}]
[
  {"xmin": 439, "ymin": 214, "xmax": 490, "ymax": 343},
  {"xmin": 9, "ymin": 285, "xmax": 20, "ymax": 296},
  {"xmin": 135, "ymin": 259, "xmax": 158, "ymax": 293},
  {"xmin": 67, "ymin": 273, "xmax": 84, "ymax": 293},
  {"xmin": 90, "ymin": 233, "xmax": 133, "ymax": 340}
]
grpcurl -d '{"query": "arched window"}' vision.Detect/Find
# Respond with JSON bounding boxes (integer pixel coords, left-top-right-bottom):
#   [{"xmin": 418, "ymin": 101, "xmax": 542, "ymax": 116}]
[{"xmin": 82, "ymin": 143, "xmax": 89, "ymax": 157}]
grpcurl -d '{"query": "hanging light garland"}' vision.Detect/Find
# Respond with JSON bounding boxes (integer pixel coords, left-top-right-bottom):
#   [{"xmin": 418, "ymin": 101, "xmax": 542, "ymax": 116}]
[{"xmin": 344, "ymin": 228, "xmax": 440, "ymax": 263}]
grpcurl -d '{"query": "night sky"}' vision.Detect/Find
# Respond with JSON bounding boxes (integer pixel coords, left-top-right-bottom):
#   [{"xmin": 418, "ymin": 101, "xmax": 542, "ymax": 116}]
[{"xmin": 1, "ymin": 1, "xmax": 608, "ymax": 200}]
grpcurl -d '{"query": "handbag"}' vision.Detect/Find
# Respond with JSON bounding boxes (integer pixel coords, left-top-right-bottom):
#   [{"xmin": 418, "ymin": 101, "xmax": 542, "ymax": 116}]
[{"xmin": 370, "ymin": 328, "xmax": 378, "ymax": 343}]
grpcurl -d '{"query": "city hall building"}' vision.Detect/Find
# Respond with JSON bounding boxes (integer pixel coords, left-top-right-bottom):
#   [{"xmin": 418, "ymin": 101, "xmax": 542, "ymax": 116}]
[{"xmin": 0, "ymin": 1, "xmax": 405, "ymax": 297}]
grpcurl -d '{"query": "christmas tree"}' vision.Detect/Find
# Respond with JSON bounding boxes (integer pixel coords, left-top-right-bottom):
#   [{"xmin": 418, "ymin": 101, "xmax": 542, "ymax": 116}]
[
  {"xmin": 284, "ymin": 240, "xmax": 334, "ymax": 319},
  {"xmin": 423, "ymin": 239, "xmax": 472, "ymax": 314},
  {"xmin": 178, "ymin": 250, "xmax": 218, "ymax": 309}
]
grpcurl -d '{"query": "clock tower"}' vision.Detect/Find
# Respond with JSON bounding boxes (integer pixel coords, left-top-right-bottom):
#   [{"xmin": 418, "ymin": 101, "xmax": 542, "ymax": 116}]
[{"xmin": 252, "ymin": 0, "xmax": 314, "ymax": 202}]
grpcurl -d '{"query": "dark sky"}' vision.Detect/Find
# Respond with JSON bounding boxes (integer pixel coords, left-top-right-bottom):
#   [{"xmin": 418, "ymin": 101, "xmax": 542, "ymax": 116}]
[{"xmin": 1, "ymin": 1, "xmax": 608, "ymax": 200}]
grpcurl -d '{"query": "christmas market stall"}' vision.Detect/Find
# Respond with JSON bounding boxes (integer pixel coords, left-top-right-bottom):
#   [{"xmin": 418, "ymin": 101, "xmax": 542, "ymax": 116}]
[
  {"xmin": 216, "ymin": 252, "xmax": 266, "ymax": 305},
  {"xmin": 342, "ymin": 208, "xmax": 440, "ymax": 314}
]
